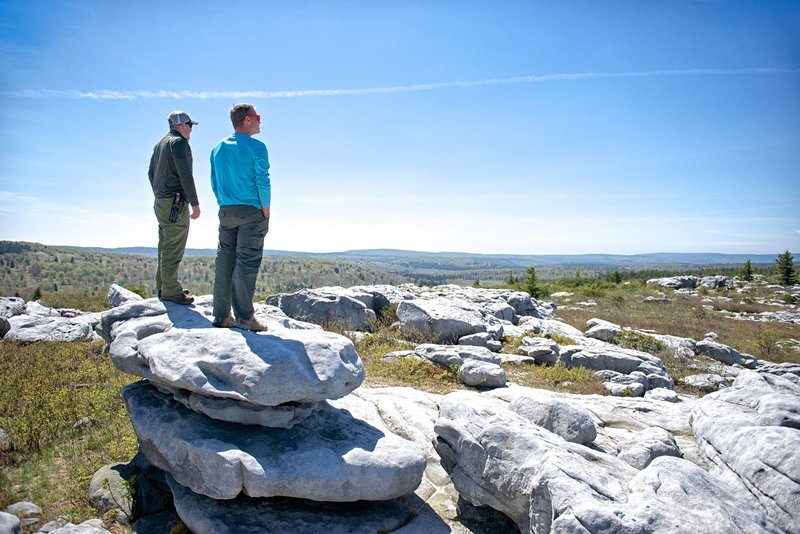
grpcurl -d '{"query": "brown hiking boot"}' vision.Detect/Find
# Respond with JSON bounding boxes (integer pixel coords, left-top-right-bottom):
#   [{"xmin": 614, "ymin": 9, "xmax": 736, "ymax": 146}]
[
  {"xmin": 212, "ymin": 316, "xmax": 236, "ymax": 328},
  {"xmin": 160, "ymin": 292, "xmax": 194, "ymax": 305},
  {"xmin": 235, "ymin": 317, "xmax": 268, "ymax": 332}
]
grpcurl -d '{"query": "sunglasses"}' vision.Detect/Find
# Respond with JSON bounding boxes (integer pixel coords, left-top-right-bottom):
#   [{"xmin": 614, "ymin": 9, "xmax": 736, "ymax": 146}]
[
  {"xmin": 246, "ymin": 114, "xmax": 261, "ymax": 122},
  {"xmin": 185, "ymin": 122, "xmax": 193, "ymax": 129}
]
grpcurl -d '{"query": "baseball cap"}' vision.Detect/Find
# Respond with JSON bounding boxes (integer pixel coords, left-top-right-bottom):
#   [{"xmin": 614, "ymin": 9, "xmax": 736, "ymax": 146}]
[{"xmin": 168, "ymin": 111, "xmax": 199, "ymax": 126}]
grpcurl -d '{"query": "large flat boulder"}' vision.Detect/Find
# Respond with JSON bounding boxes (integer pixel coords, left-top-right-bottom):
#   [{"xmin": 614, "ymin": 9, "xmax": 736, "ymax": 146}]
[
  {"xmin": 435, "ymin": 390, "xmax": 780, "ymax": 534},
  {"xmin": 166, "ymin": 474, "xmax": 447, "ymax": 534},
  {"xmin": 690, "ymin": 371, "xmax": 800, "ymax": 533},
  {"xmin": 123, "ymin": 381, "xmax": 427, "ymax": 502},
  {"xmin": 104, "ymin": 296, "xmax": 364, "ymax": 406},
  {"xmin": 265, "ymin": 287, "xmax": 378, "ymax": 330},
  {"xmin": 397, "ymin": 298, "xmax": 502, "ymax": 343},
  {"xmin": 5, "ymin": 314, "xmax": 99, "ymax": 342}
]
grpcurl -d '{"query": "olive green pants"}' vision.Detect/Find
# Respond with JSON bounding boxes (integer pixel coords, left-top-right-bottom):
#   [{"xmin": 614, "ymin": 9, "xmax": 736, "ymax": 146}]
[{"xmin": 154, "ymin": 197, "xmax": 190, "ymax": 297}]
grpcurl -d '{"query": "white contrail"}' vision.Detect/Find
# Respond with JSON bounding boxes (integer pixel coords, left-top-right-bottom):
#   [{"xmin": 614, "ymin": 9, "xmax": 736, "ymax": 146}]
[{"xmin": 7, "ymin": 68, "xmax": 799, "ymax": 100}]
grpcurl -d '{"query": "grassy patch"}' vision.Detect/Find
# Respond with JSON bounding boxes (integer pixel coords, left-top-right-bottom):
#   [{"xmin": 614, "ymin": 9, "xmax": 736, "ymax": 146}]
[
  {"xmin": 615, "ymin": 330, "xmax": 666, "ymax": 354},
  {"xmin": 355, "ymin": 332, "xmax": 460, "ymax": 394},
  {"xmin": 0, "ymin": 340, "xmax": 137, "ymax": 528},
  {"xmin": 502, "ymin": 363, "xmax": 606, "ymax": 395}
]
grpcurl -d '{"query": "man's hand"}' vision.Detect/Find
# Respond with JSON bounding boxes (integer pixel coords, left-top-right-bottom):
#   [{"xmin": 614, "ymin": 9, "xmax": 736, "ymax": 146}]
[
  {"xmin": 262, "ymin": 206, "xmax": 270, "ymax": 218},
  {"xmin": 191, "ymin": 205, "xmax": 201, "ymax": 220}
]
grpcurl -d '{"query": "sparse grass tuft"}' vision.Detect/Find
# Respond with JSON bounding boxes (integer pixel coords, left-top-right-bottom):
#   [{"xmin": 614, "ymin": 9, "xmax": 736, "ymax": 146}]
[
  {"xmin": 502, "ymin": 362, "xmax": 606, "ymax": 395},
  {"xmin": 38, "ymin": 290, "xmax": 109, "ymax": 312}
]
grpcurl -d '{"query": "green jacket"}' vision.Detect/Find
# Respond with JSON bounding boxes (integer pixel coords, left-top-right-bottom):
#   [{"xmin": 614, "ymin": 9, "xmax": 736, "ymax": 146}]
[{"xmin": 148, "ymin": 129, "xmax": 199, "ymax": 206}]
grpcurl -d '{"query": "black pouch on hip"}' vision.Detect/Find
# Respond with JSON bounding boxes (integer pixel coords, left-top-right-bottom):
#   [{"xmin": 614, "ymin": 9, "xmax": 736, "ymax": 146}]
[{"xmin": 168, "ymin": 192, "xmax": 182, "ymax": 222}]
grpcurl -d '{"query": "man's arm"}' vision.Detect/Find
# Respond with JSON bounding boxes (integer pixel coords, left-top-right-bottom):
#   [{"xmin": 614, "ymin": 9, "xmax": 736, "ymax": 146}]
[{"xmin": 172, "ymin": 138, "xmax": 200, "ymax": 214}]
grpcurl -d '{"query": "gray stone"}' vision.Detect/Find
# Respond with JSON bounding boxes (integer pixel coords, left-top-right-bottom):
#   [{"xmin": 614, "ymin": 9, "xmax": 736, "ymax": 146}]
[
  {"xmin": 37, "ymin": 517, "xmax": 68, "ymax": 532},
  {"xmin": 154, "ymin": 383, "xmax": 321, "ymax": 428},
  {"xmin": 564, "ymin": 345, "xmax": 665, "ymax": 375},
  {"xmin": 681, "ymin": 373, "xmax": 727, "ymax": 392},
  {"xmin": 604, "ymin": 381, "xmax": 645, "ymax": 397},
  {"xmin": 647, "ymin": 276, "xmax": 699, "ymax": 289},
  {"xmin": 123, "ymin": 381, "xmax": 426, "ymax": 502},
  {"xmin": 107, "ymin": 284, "xmax": 143, "ymax": 308},
  {"xmin": 695, "ymin": 339, "xmax": 743, "ymax": 366},
  {"xmin": 616, "ymin": 426, "xmax": 682, "ymax": 469},
  {"xmin": 47, "ymin": 519, "xmax": 110, "ymax": 533},
  {"xmin": 699, "ymin": 275, "xmax": 728, "ymax": 288},
  {"xmin": 413, "ymin": 343, "xmax": 500, "ymax": 369},
  {"xmin": 24, "ymin": 301, "xmax": 60, "ymax": 317},
  {"xmin": 645, "ymin": 387, "xmax": 681, "ymax": 403},
  {"xmin": 690, "ymin": 371, "xmax": 800, "ymax": 533},
  {"xmin": 509, "ymin": 395, "xmax": 597, "ymax": 444},
  {"xmin": 106, "ymin": 298, "xmax": 364, "ymax": 407},
  {"xmin": 457, "ymin": 360, "xmax": 506, "ymax": 388},
  {"xmin": 166, "ymin": 474, "xmax": 442, "ymax": 534},
  {"xmin": 0, "ymin": 297, "xmax": 25, "ymax": 318},
  {"xmin": 457, "ymin": 332, "xmax": 502, "ymax": 352},
  {"xmin": 397, "ymin": 298, "xmax": 498, "ymax": 343},
  {"xmin": 584, "ymin": 318, "xmax": 620, "ymax": 342},
  {"xmin": 551, "ymin": 457, "xmax": 781, "ymax": 534},
  {"xmin": 88, "ymin": 463, "xmax": 134, "ymax": 525},
  {"xmin": 3, "ymin": 502, "xmax": 40, "ymax": 528},
  {"xmin": 265, "ymin": 287, "xmax": 378, "ymax": 330},
  {"xmin": 517, "ymin": 337, "xmax": 559, "ymax": 364},
  {"xmin": 0, "ymin": 317, "xmax": 9, "ymax": 338},
  {"xmin": 434, "ymin": 391, "xmax": 638, "ymax": 534},
  {"xmin": 0, "ymin": 512, "xmax": 21, "ymax": 534},
  {"xmin": 5, "ymin": 315, "xmax": 99, "ymax": 343}
]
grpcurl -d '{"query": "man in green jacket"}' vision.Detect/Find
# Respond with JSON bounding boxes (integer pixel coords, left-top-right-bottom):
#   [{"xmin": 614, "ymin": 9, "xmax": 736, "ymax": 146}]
[{"xmin": 148, "ymin": 111, "xmax": 201, "ymax": 305}]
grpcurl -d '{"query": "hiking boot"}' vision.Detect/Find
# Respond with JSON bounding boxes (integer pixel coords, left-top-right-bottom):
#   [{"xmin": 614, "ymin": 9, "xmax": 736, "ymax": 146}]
[
  {"xmin": 235, "ymin": 317, "xmax": 269, "ymax": 332},
  {"xmin": 212, "ymin": 316, "xmax": 236, "ymax": 328},
  {"xmin": 158, "ymin": 289, "xmax": 190, "ymax": 298},
  {"xmin": 160, "ymin": 292, "xmax": 194, "ymax": 305}
]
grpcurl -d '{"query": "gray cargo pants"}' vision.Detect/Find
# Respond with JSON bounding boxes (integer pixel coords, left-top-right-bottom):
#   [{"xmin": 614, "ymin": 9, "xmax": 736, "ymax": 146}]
[{"xmin": 212, "ymin": 205, "xmax": 269, "ymax": 321}]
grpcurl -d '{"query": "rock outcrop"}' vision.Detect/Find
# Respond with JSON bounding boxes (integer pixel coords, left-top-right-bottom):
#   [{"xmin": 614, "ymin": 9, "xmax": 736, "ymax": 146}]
[
  {"xmin": 690, "ymin": 371, "xmax": 800, "ymax": 533},
  {"xmin": 100, "ymin": 294, "xmax": 428, "ymax": 530}
]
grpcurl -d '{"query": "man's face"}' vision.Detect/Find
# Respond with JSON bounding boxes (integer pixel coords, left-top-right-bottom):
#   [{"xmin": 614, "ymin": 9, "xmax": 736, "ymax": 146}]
[
  {"xmin": 180, "ymin": 122, "xmax": 193, "ymax": 140},
  {"xmin": 244, "ymin": 111, "xmax": 261, "ymax": 135}
]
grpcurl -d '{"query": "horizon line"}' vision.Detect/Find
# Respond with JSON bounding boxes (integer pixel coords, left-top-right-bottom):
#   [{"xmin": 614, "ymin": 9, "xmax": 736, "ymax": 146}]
[{"xmin": 6, "ymin": 67, "xmax": 799, "ymax": 100}]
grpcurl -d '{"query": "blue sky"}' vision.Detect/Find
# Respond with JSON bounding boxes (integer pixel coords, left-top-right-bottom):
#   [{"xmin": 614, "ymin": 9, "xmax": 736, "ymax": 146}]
[{"xmin": 1, "ymin": 1, "xmax": 798, "ymax": 255}]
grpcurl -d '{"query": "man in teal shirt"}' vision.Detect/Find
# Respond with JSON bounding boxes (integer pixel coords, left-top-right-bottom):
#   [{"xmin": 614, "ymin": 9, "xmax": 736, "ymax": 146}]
[{"xmin": 210, "ymin": 103, "xmax": 271, "ymax": 331}]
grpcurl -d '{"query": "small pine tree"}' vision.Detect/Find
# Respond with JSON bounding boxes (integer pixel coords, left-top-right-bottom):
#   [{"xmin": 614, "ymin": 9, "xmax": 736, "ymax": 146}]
[
  {"xmin": 524, "ymin": 267, "xmax": 542, "ymax": 299},
  {"xmin": 32, "ymin": 286, "xmax": 42, "ymax": 301},
  {"xmin": 610, "ymin": 271, "xmax": 622, "ymax": 284},
  {"xmin": 740, "ymin": 259, "xmax": 754, "ymax": 282},
  {"xmin": 775, "ymin": 250, "xmax": 797, "ymax": 286},
  {"xmin": 473, "ymin": 279, "xmax": 481, "ymax": 287},
  {"xmin": 506, "ymin": 269, "xmax": 515, "ymax": 285}
]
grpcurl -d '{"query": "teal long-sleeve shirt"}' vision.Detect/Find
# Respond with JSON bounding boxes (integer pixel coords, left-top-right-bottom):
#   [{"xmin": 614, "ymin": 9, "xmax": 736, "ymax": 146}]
[{"xmin": 210, "ymin": 133, "xmax": 271, "ymax": 209}]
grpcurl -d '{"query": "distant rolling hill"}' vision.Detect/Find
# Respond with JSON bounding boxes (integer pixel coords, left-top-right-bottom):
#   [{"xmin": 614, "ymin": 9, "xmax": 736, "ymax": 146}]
[{"xmin": 76, "ymin": 246, "xmax": 781, "ymax": 268}]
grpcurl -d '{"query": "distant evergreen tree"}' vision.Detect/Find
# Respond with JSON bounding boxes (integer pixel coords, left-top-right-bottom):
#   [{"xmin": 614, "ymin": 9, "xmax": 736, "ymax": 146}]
[
  {"xmin": 32, "ymin": 286, "xmax": 41, "ymax": 301},
  {"xmin": 506, "ymin": 269, "xmax": 515, "ymax": 285},
  {"xmin": 740, "ymin": 259, "xmax": 754, "ymax": 282},
  {"xmin": 473, "ymin": 279, "xmax": 480, "ymax": 287},
  {"xmin": 523, "ymin": 267, "xmax": 542, "ymax": 298},
  {"xmin": 610, "ymin": 271, "xmax": 622, "ymax": 284},
  {"xmin": 775, "ymin": 250, "xmax": 797, "ymax": 285}
]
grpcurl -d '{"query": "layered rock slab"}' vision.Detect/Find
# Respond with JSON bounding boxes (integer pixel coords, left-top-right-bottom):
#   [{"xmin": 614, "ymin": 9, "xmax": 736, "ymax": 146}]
[
  {"xmin": 690, "ymin": 371, "xmax": 800, "ymax": 533},
  {"xmin": 104, "ymin": 297, "xmax": 364, "ymax": 407},
  {"xmin": 434, "ymin": 390, "xmax": 780, "ymax": 534},
  {"xmin": 123, "ymin": 381, "xmax": 427, "ymax": 502},
  {"xmin": 166, "ymin": 474, "xmax": 445, "ymax": 534}
]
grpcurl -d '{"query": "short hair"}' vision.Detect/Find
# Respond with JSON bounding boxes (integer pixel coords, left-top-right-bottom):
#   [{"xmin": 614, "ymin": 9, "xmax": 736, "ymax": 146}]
[{"xmin": 230, "ymin": 103, "xmax": 256, "ymax": 128}]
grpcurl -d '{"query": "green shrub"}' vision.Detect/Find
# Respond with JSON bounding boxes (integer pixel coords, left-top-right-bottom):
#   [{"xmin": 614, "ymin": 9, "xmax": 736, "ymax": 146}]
[{"xmin": 615, "ymin": 330, "xmax": 665, "ymax": 354}]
